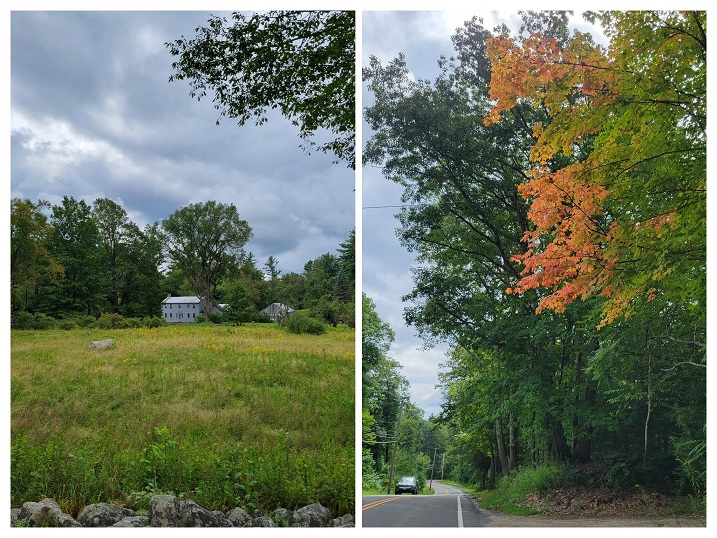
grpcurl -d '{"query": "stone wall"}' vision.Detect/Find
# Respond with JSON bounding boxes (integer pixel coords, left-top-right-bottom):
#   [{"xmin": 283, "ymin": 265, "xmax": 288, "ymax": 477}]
[{"xmin": 11, "ymin": 495, "xmax": 354, "ymax": 528}]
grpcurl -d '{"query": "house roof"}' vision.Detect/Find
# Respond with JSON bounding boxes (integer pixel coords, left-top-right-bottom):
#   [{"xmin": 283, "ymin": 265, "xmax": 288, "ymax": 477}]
[
  {"xmin": 260, "ymin": 302, "xmax": 295, "ymax": 314},
  {"xmin": 162, "ymin": 296, "xmax": 201, "ymax": 304}
]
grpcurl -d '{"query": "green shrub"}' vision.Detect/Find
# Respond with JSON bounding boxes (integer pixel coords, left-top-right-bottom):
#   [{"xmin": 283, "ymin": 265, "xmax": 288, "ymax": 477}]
[
  {"xmin": 58, "ymin": 320, "xmax": 78, "ymax": 331},
  {"xmin": 118, "ymin": 317, "xmax": 142, "ymax": 329},
  {"xmin": 284, "ymin": 313, "xmax": 326, "ymax": 335},
  {"xmin": 96, "ymin": 313, "xmax": 123, "ymax": 329},
  {"xmin": 32, "ymin": 313, "xmax": 55, "ymax": 330},
  {"xmin": 362, "ymin": 451, "xmax": 384, "ymax": 492},
  {"xmin": 76, "ymin": 315, "xmax": 96, "ymax": 328},
  {"xmin": 142, "ymin": 316, "xmax": 164, "ymax": 328},
  {"xmin": 499, "ymin": 463, "xmax": 563, "ymax": 496},
  {"xmin": 673, "ymin": 434, "xmax": 706, "ymax": 496},
  {"xmin": 11, "ymin": 311, "xmax": 35, "ymax": 329}
]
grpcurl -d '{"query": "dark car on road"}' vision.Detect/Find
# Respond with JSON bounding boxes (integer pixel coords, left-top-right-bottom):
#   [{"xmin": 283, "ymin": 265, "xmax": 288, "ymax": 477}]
[{"xmin": 395, "ymin": 476, "xmax": 418, "ymax": 495}]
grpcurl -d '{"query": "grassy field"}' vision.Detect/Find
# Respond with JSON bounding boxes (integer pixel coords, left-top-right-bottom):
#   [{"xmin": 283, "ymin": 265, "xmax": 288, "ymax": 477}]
[{"xmin": 10, "ymin": 323, "xmax": 355, "ymax": 517}]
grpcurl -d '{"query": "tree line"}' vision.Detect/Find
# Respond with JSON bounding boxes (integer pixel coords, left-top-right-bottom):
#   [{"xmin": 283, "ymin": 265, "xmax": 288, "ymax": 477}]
[
  {"xmin": 11, "ymin": 196, "xmax": 354, "ymax": 329},
  {"xmin": 363, "ymin": 11, "xmax": 705, "ymax": 498}
]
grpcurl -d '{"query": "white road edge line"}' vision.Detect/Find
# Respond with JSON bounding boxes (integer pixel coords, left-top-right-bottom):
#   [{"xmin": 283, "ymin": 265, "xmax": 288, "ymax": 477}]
[{"xmin": 457, "ymin": 494, "xmax": 464, "ymax": 528}]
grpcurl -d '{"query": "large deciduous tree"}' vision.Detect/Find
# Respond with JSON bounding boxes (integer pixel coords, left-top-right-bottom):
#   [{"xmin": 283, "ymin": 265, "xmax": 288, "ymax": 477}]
[
  {"xmin": 166, "ymin": 10, "xmax": 355, "ymax": 168},
  {"xmin": 117, "ymin": 222, "xmax": 167, "ymax": 318},
  {"xmin": 161, "ymin": 201, "xmax": 252, "ymax": 320},
  {"xmin": 91, "ymin": 198, "xmax": 132, "ymax": 311},
  {"xmin": 43, "ymin": 196, "xmax": 106, "ymax": 316},
  {"xmin": 487, "ymin": 10, "xmax": 706, "ymax": 329},
  {"xmin": 364, "ymin": 15, "xmax": 601, "ymax": 469},
  {"xmin": 10, "ymin": 198, "xmax": 63, "ymax": 313}
]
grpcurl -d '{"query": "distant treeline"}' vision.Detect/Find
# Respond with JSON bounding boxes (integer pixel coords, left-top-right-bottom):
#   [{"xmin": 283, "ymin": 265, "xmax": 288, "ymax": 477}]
[{"xmin": 11, "ymin": 196, "xmax": 355, "ymax": 327}]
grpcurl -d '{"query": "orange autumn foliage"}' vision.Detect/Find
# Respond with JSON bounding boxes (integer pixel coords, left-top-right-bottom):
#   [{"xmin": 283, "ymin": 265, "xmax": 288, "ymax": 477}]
[{"xmin": 485, "ymin": 12, "xmax": 706, "ymax": 328}]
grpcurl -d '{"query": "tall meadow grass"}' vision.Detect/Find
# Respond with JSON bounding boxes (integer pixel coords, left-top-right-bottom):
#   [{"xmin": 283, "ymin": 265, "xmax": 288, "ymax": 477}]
[{"xmin": 11, "ymin": 323, "xmax": 355, "ymax": 516}]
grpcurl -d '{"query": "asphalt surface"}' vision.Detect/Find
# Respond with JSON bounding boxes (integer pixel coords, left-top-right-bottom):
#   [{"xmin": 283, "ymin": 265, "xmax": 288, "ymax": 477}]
[{"xmin": 362, "ymin": 481, "xmax": 490, "ymax": 527}]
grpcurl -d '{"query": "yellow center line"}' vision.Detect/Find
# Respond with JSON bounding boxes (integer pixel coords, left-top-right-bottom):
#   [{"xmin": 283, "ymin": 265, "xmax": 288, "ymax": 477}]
[{"xmin": 362, "ymin": 497, "xmax": 405, "ymax": 510}]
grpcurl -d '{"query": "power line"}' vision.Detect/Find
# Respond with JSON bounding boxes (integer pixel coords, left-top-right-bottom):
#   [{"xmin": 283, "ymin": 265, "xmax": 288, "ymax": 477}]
[
  {"xmin": 362, "ymin": 202, "xmax": 462, "ymax": 209},
  {"xmin": 362, "ymin": 204, "xmax": 415, "ymax": 209}
]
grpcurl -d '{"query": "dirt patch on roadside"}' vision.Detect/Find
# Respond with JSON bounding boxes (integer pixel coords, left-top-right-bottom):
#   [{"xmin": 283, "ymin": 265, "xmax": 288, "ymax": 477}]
[
  {"xmin": 483, "ymin": 512, "xmax": 705, "ymax": 527},
  {"xmin": 466, "ymin": 488, "xmax": 706, "ymax": 527}
]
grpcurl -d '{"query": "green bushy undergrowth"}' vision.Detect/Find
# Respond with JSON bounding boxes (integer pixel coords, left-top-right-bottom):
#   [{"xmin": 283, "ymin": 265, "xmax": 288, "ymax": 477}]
[
  {"xmin": 11, "ymin": 426, "xmax": 353, "ymax": 518},
  {"xmin": 11, "ymin": 311, "xmax": 166, "ymax": 330}
]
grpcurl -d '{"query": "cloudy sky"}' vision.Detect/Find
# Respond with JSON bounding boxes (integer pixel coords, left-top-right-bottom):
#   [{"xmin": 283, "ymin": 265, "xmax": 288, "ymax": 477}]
[
  {"xmin": 361, "ymin": 10, "xmax": 611, "ymax": 418},
  {"xmin": 10, "ymin": 9, "xmax": 354, "ymax": 277}
]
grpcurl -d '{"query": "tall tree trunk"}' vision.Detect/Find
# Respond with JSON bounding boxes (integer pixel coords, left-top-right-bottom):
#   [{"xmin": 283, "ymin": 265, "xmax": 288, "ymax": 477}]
[
  {"xmin": 644, "ymin": 357, "xmax": 652, "ymax": 468},
  {"xmin": 570, "ymin": 347, "xmax": 592, "ymax": 463},
  {"xmin": 489, "ymin": 440, "xmax": 496, "ymax": 489},
  {"xmin": 496, "ymin": 418, "xmax": 510, "ymax": 477},
  {"xmin": 508, "ymin": 411, "xmax": 517, "ymax": 472},
  {"xmin": 550, "ymin": 415, "xmax": 568, "ymax": 461},
  {"xmin": 531, "ymin": 411, "xmax": 537, "ymax": 465}
]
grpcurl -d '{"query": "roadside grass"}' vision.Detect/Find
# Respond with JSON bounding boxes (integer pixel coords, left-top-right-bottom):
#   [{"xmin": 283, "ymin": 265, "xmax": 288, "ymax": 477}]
[
  {"xmin": 470, "ymin": 464, "xmax": 564, "ymax": 516},
  {"xmin": 467, "ymin": 464, "xmax": 706, "ymax": 518},
  {"xmin": 361, "ymin": 487, "xmax": 386, "ymax": 495},
  {"xmin": 472, "ymin": 487, "xmax": 540, "ymax": 516},
  {"xmin": 11, "ymin": 323, "xmax": 355, "ymax": 517}
]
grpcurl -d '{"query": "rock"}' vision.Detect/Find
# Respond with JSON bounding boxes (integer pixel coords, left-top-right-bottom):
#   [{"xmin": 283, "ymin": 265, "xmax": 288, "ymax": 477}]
[
  {"xmin": 89, "ymin": 339, "xmax": 115, "ymax": 350},
  {"xmin": 225, "ymin": 506, "xmax": 251, "ymax": 527},
  {"xmin": 211, "ymin": 510, "xmax": 232, "ymax": 526},
  {"xmin": 271, "ymin": 507, "xmax": 307, "ymax": 527},
  {"xmin": 149, "ymin": 494, "xmax": 181, "ymax": 527},
  {"xmin": 112, "ymin": 516, "xmax": 150, "ymax": 527},
  {"xmin": 334, "ymin": 513, "xmax": 355, "ymax": 527},
  {"xmin": 296, "ymin": 503, "xmax": 333, "ymax": 527},
  {"xmin": 17, "ymin": 498, "xmax": 81, "ymax": 527},
  {"xmin": 247, "ymin": 516, "xmax": 276, "ymax": 527},
  {"xmin": 77, "ymin": 502, "xmax": 136, "ymax": 526},
  {"xmin": 177, "ymin": 499, "xmax": 227, "ymax": 527}
]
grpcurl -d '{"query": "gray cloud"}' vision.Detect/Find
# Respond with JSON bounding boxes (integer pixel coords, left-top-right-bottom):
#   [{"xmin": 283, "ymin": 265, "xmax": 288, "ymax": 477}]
[{"xmin": 11, "ymin": 11, "xmax": 354, "ymax": 275}]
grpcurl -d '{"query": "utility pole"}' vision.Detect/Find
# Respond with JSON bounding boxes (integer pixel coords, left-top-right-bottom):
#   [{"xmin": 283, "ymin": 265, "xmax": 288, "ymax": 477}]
[
  {"xmin": 429, "ymin": 447, "xmax": 438, "ymax": 491},
  {"xmin": 441, "ymin": 452, "xmax": 445, "ymax": 480},
  {"xmin": 387, "ymin": 401, "xmax": 404, "ymax": 495}
]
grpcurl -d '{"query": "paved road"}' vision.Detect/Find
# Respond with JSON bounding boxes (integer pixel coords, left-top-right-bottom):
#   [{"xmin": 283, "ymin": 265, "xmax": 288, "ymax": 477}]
[{"xmin": 362, "ymin": 481, "xmax": 489, "ymax": 527}]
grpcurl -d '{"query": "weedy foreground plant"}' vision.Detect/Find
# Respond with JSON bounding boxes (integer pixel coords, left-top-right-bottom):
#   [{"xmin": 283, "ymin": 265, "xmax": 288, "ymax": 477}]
[{"xmin": 11, "ymin": 323, "xmax": 355, "ymax": 517}]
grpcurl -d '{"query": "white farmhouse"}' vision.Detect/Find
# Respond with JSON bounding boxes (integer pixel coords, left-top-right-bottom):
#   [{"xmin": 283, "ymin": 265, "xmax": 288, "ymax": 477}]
[
  {"xmin": 161, "ymin": 294, "xmax": 227, "ymax": 323},
  {"xmin": 161, "ymin": 295, "xmax": 204, "ymax": 323}
]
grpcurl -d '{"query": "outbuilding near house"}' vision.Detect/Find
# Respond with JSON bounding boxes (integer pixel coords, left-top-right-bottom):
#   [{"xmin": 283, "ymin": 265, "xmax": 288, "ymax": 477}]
[{"xmin": 260, "ymin": 303, "xmax": 295, "ymax": 322}]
